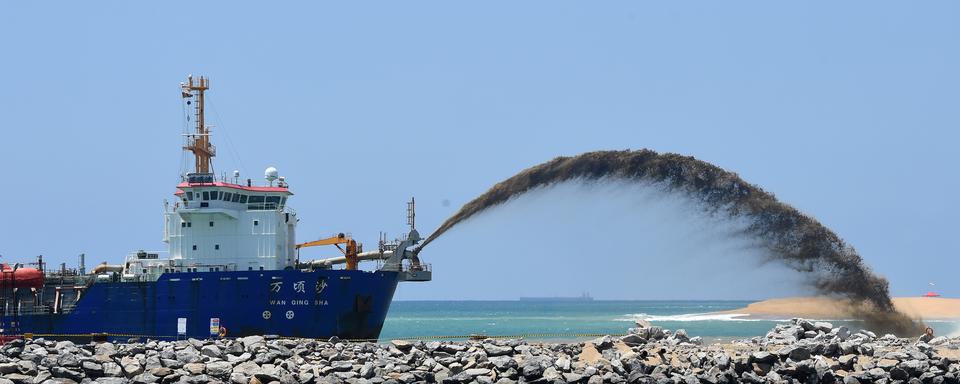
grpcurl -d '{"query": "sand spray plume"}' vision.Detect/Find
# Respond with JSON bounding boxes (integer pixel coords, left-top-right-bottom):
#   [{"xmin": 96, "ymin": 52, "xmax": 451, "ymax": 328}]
[{"xmin": 417, "ymin": 150, "xmax": 920, "ymax": 335}]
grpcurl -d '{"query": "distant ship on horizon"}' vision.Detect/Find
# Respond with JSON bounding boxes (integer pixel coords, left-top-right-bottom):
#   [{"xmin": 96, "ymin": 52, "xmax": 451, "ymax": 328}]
[{"xmin": 519, "ymin": 292, "xmax": 594, "ymax": 302}]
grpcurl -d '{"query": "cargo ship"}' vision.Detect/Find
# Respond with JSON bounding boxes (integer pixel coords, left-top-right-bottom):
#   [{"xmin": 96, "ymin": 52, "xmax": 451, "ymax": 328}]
[{"xmin": 0, "ymin": 76, "xmax": 431, "ymax": 341}]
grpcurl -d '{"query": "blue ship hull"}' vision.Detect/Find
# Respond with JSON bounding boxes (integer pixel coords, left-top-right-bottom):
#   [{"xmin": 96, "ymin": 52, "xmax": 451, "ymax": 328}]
[{"xmin": 2, "ymin": 269, "xmax": 399, "ymax": 341}]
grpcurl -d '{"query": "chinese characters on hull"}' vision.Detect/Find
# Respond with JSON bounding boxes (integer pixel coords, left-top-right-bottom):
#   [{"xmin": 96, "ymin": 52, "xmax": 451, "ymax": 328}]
[{"xmin": 266, "ymin": 277, "xmax": 331, "ymax": 307}]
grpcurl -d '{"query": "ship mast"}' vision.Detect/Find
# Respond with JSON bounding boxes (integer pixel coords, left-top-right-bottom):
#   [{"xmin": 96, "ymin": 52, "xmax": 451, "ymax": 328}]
[{"xmin": 181, "ymin": 75, "xmax": 215, "ymax": 175}]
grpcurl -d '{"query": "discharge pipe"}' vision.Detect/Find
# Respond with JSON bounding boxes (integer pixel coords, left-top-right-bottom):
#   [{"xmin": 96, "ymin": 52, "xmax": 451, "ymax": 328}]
[{"xmin": 301, "ymin": 250, "xmax": 395, "ymax": 269}]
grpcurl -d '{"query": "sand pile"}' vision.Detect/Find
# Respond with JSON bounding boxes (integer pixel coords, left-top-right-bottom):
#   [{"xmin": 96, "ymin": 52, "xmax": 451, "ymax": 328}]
[{"xmin": 725, "ymin": 297, "xmax": 960, "ymax": 320}]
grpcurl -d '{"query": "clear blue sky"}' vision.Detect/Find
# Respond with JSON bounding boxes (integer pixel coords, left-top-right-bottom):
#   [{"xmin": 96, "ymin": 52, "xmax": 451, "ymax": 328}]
[{"xmin": 1, "ymin": 2, "xmax": 957, "ymax": 300}]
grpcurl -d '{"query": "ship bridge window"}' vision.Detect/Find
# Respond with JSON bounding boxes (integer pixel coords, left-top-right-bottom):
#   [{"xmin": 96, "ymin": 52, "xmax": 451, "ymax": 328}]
[
  {"xmin": 202, "ymin": 191, "xmax": 210, "ymax": 201},
  {"xmin": 265, "ymin": 196, "xmax": 281, "ymax": 210},
  {"xmin": 240, "ymin": 195, "xmax": 248, "ymax": 204},
  {"xmin": 186, "ymin": 192, "xmax": 194, "ymax": 200},
  {"xmin": 223, "ymin": 192, "xmax": 233, "ymax": 202},
  {"xmin": 232, "ymin": 194, "xmax": 241, "ymax": 203},
  {"xmin": 248, "ymin": 195, "xmax": 265, "ymax": 210}
]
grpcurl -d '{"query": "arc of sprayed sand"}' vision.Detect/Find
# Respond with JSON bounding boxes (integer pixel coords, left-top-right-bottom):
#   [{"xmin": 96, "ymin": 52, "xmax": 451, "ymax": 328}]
[{"xmin": 416, "ymin": 150, "xmax": 919, "ymax": 334}]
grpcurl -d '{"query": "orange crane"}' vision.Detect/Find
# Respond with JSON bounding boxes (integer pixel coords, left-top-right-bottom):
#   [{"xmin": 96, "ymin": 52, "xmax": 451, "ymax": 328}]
[{"xmin": 296, "ymin": 233, "xmax": 360, "ymax": 270}]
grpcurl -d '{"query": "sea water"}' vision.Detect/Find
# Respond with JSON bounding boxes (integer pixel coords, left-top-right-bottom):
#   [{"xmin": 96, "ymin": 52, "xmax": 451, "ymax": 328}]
[
  {"xmin": 379, "ymin": 300, "xmax": 960, "ymax": 341},
  {"xmin": 380, "ymin": 300, "xmax": 778, "ymax": 341}
]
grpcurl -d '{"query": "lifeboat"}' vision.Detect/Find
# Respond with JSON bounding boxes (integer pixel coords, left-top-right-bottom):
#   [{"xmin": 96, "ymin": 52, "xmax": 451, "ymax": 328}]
[{"xmin": 0, "ymin": 264, "xmax": 44, "ymax": 289}]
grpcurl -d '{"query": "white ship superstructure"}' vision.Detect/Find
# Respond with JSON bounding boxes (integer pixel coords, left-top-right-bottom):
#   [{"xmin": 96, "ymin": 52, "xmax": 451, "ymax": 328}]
[
  {"xmin": 164, "ymin": 176, "xmax": 297, "ymax": 272},
  {"xmin": 119, "ymin": 76, "xmax": 301, "ymax": 280}
]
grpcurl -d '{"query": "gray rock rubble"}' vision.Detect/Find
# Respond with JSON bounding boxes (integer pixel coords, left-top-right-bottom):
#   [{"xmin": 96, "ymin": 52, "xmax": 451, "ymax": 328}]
[{"xmin": 0, "ymin": 318, "xmax": 957, "ymax": 383}]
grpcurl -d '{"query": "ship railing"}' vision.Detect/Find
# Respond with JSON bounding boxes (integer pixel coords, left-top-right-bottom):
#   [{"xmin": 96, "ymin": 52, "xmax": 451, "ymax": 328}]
[
  {"xmin": 158, "ymin": 263, "xmax": 238, "ymax": 274},
  {"xmin": 400, "ymin": 261, "xmax": 431, "ymax": 273},
  {"xmin": 16, "ymin": 303, "xmax": 76, "ymax": 315},
  {"xmin": 17, "ymin": 305, "xmax": 55, "ymax": 315}
]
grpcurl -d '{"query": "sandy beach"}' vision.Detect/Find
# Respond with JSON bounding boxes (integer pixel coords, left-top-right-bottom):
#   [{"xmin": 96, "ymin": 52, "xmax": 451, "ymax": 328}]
[{"xmin": 722, "ymin": 296, "xmax": 960, "ymax": 320}]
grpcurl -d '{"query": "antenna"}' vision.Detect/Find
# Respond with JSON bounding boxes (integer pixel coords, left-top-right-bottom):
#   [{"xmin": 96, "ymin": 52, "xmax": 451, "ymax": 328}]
[
  {"xmin": 181, "ymin": 75, "xmax": 216, "ymax": 174},
  {"xmin": 406, "ymin": 197, "xmax": 416, "ymax": 230}
]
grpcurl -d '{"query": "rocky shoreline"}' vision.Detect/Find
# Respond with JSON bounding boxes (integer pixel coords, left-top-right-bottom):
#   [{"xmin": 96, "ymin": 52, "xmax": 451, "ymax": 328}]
[{"xmin": 0, "ymin": 319, "xmax": 958, "ymax": 384}]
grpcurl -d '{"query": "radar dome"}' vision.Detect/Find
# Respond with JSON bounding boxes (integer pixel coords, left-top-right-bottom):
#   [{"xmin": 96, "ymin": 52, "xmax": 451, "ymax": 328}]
[{"xmin": 265, "ymin": 167, "xmax": 279, "ymax": 182}]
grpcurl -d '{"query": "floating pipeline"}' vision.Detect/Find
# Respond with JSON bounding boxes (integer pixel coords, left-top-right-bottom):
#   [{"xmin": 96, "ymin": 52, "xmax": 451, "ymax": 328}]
[{"xmin": 416, "ymin": 150, "xmax": 920, "ymax": 335}]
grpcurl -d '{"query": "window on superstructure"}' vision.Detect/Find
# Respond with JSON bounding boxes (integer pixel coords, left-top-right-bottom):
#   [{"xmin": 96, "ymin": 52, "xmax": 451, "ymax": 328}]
[
  {"xmin": 239, "ymin": 195, "xmax": 248, "ymax": 203},
  {"xmin": 215, "ymin": 244, "xmax": 220, "ymax": 250},
  {"xmin": 192, "ymin": 245, "xmax": 197, "ymax": 251},
  {"xmin": 280, "ymin": 197, "xmax": 287, "ymax": 208},
  {"xmin": 253, "ymin": 220, "xmax": 259, "ymax": 226},
  {"xmin": 181, "ymin": 222, "xmax": 186, "ymax": 228},
  {"xmin": 186, "ymin": 192, "xmax": 194, "ymax": 200},
  {"xmin": 209, "ymin": 221, "xmax": 214, "ymax": 227},
  {"xmin": 223, "ymin": 192, "xmax": 233, "ymax": 202},
  {"xmin": 202, "ymin": 191, "xmax": 210, "ymax": 201},
  {"xmin": 248, "ymin": 195, "xmax": 265, "ymax": 210},
  {"xmin": 265, "ymin": 196, "xmax": 281, "ymax": 210},
  {"xmin": 232, "ymin": 194, "xmax": 241, "ymax": 203}
]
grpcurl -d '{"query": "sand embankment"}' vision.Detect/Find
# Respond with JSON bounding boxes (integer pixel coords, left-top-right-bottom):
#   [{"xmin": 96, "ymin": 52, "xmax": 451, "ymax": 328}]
[{"xmin": 723, "ymin": 297, "xmax": 960, "ymax": 320}]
